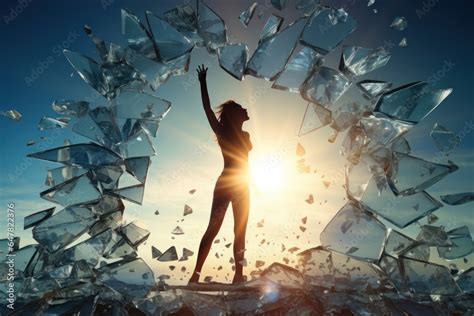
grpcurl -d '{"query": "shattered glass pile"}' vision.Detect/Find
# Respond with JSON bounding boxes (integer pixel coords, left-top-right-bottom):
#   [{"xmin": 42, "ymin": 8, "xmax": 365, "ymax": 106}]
[{"xmin": 1, "ymin": 1, "xmax": 472, "ymax": 315}]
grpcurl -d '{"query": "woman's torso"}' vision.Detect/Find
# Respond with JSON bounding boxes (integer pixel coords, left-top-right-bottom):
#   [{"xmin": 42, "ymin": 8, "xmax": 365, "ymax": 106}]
[{"xmin": 217, "ymin": 131, "xmax": 252, "ymax": 181}]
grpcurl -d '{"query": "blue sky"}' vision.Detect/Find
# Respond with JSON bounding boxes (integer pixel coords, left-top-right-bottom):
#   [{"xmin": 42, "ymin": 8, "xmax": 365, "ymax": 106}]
[{"xmin": 1, "ymin": 0, "xmax": 473, "ymax": 283}]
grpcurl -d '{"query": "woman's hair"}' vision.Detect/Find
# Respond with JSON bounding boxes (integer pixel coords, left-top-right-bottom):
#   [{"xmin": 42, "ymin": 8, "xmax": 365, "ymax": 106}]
[{"xmin": 215, "ymin": 100, "xmax": 242, "ymax": 132}]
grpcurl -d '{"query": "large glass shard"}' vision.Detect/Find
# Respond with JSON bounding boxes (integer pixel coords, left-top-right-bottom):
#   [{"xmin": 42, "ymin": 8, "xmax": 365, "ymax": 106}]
[
  {"xmin": 239, "ymin": 2, "xmax": 257, "ymax": 27},
  {"xmin": 125, "ymin": 157, "xmax": 150, "ymax": 183},
  {"xmin": 73, "ymin": 107, "xmax": 122, "ymax": 149},
  {"xmin": 260, "ymin": 263, "xmax": 305, "ymax": 288},
  {"xmin": 339, "ymin": 46, "xmax": 390, "ymax": 77},
  {"xmin": 28, "ymin": 143, "xmax": 122, "ymax": 168},
  {"xmin": 271, "ymin": 0, "xmax": 288, "ymax": 10},
  {"xmin": 158, "ymin": 246, "xmax": 178, "ymax": 262},
  {"xmin": 259, "ymin": 14, "xmax": 283, "ymax": 43},
  {"xmin": 388, "ymin": 152, "xmax": 458, "ymax": 195},
  {"xmin": 24, "ymin": 207, "xmax": 55, "ymax": 229},
  {"xmin": 298, "ymin": 102, "xmax": 332, "ymax": 136},
  {"xmin": 321, "ymin": 202, "xmax": 386, "ymax": 261},
  {"xmin": 401, "ymin": 256, "xmax": 460, "ymax": 295},
  {"xmin": 121, "ymin": 9, "xmax": 156, "ymax": 59},
  {"xmin": 300, "ymin": 6, "xmax": 356, "ymax": 54},
  {"xmin": 246, "ymin": 18, "xmax": 307, "ymax": 81},
  {"xmin": 111, "ymin": 184, "xmax": 145, "ymax": 205},
  {"xmin": 384, "ymin": 229, "xmax": 415, "ymax": 257},
  {"xmin": 390, "ymin": 16, "xmax": 407, "ymax": 31},
  {"xmin": 438, "ymin": 226, "xmax": 473, "ymax": 260},
  {"xmin": 298, "ymin": 246, "xmax": 334, "ymax": 288},
  {"xmin": 416, "ymin": 225, "xmax": 450, "ymax": 247},
  {"xmin": 163, "ymin": 5, "xmax": 203, "ymax": 46},
  {"xmin": 119, "ymin": 222, "xmax": 150, "ymax": 246},
  {"xmin": 63, "ymin": 50, "xmax": 102, "ymax": 93},
  {"xmin": 40, "ymin": 173, "xmax": 102, "ymax": 206},
  {"xmin": 300, "ymin": 66, "xmax": 351, "ymax": 108},
  {"xmin": 360, "ymin": 177, "xmax": 442, "ymax": 228},
  {"xmin": 32, "ymin": 206, "xmax": 96, "ymax": 252},
  {"xmin": 38, "ymin": 117, "xmax": 69, "ymax": 130},
  {"xmin": 0, "ymin": 109, "xmax": 22, "ymax": 121},
  {"xmin": 145, "ymin": 11, "xmax": 194, "ymax": 62},
  {"xmin": 357, "ymin": 80, "xmax": 392, "ymax": 100},
  {"xmin": 113, "ymin": 90, "xmax": 171, "ymax": 121},
  {"xmin": 272, "ymin": 47, "xmax": 323, "ymax": 92},
  {"xmin": 118, "ymin": 126, "xmax": 156, "ymax": 158},
  {"xmin": 360, "ymin": 115, "xmax": 413, "ymax": 148},
  {"xmin": 374, "ymin": 82, "xmax": 452, "ymax": 123},
  {"xmin": 441, "ymin": 192, "xmax": 474, "ymax": 205},
  {"xmin": 46, "ymin": 165, "xmax": 88, "ymax": 187},
  {"xmin": 430, "ymin": 123, "xmax": 460, "ymax": 155},
  {"xmin": 331, "ymin": 251, "xmax": 386, "ymax": 291},
  {"xmin": 379, "ymin": 254, "xmax": 404, "ymax": 290},
  {"xmin": 217, "ymin": 43, "xmax": 248, "ymax": 80},
  {"xmin": 457, "ymin": 268, "xmax": 474, "ymax": 294},
  {"xmin": 197, "ymin": 0, "xmax": 227, "ymax": 54},
  {"xmin": 98, "ymin": 258, "xmax": 154, "ymax": 298}
]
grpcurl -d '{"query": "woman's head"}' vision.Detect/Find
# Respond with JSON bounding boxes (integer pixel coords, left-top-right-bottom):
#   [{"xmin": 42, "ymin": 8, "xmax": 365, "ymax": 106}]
[{"xmin": 216, "ymin": 100, "xmax": 249, "ymax": 130}]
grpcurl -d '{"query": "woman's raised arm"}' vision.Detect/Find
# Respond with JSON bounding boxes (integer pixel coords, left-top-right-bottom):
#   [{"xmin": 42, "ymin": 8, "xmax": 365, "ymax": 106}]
[{"xmin": 197, "ymin": 64, "xmax": 222, "ymax": 135}]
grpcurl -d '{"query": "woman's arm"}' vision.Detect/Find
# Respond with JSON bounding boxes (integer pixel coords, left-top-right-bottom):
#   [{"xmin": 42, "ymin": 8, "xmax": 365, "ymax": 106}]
[{"xmin": 197, "ymin": 65, "xmax": 222, "ymax": 135}]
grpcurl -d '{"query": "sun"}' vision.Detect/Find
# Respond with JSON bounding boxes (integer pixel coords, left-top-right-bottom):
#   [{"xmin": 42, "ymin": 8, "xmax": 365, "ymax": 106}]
[{"xmin": 250, "ymin": 154, "xmax": 288, "ymax": 193}]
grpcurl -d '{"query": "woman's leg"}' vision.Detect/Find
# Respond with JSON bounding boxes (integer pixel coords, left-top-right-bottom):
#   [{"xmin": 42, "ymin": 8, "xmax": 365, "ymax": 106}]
[
  {"xmin": 231, "ymin": 187, "xmax": 250, "ymax": 283},
  {"xmin": 189, "ymin": 185, "xmax": 230, "ymax": 283}
]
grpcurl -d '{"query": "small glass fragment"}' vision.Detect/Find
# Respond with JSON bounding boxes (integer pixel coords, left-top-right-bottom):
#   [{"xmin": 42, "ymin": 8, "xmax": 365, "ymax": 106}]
[
  {"xmin": 367, "ymin": 0, "xmax": 375, "ymax": 6},
  {"xmin": 440, "ymin": 192, "xmax": 474, "ymax": 205},
  {"xmin": 416, "ymin": 225, "xmax": 450, "ymax": 247},
  {"xmin": 26, "ymin": 140, "xmax": 36, "ymax": 146},
  {"xmin": 399, "ymin": 37, "xmax": 407, "ymax": 47},
  {"xmin": 111, "ymin": 184, "xmax": 145, "ymax": 205},
  {"xmin": 438, "ymin": 226, "xmax": 473, "ymax": 260},
  {"xmin": 38, "ymin": 117, "xmax": 70, "ymax": 130},
  {"xmin": 298, "ymin": 102, "xmax": 332, "ymax": 136},
  {"xmin": 356, "ymin": 80, "xmax": 392, "ymax": 99},
  {"xmin": 183, "ymin": 204, "xmax": 193, "ymax": 216},
  {"xmin": 52, "ymin": 99, "xmax": 89, "ymax": 117},
  {"xmin": 339, "ymin": 46, "xmax": 391, "ymax": 77},
  {"xmin": 172, "ymin": 226, "xmax": 185, "ymax": 235},
  {"xmin": 24, "ymin": 207, "xmax": 55, "ymax": 230},
  {"xmin": 218, "ymin": 43, "xmax": 248, "ymax": 80},
  {"xmin": 430, "ymin": 123, "xmax": 461, "ymax": 155},
  {"xmin": 305, "ymin": 194, "xmax": 314, "ymax": 204},
  {"xmin": 158, "ymin": 246, "xmax": 178, "ymax": 262},
  {"xmin": 259, "ymin": 14, "xmax": 284, "ymax": 43},
  {"xmin": 239, "ymin": 2, "xmax": 257, "ymax": 27},
  {"xmin": 40, "ymin": 173, "xmax": 102, "ymax": 206},
  {"xmin": 189, "ymin": 189, "xmax": 196, "ymax": 194},
  {"xmin": 1, "ymin": 109, "xmax": 22, "ymax": 121},
  {"xmin": 390, "ymin": 16, "xmax": 407, "ymax": 30},
  {"xmin": 151, "ymin": 246, "xmax": 162, "ymax": 259}
]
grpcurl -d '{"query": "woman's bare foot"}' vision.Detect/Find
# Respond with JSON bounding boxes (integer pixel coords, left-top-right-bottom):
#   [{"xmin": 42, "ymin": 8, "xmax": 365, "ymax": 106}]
[{"xmin": 188, "ymin": 271, "xmax": 200, "ymax": 284}]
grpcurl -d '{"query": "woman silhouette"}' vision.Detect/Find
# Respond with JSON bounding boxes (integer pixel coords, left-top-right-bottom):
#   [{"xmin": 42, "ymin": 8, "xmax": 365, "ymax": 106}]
[{"xmin": 189, "ymin": 65, "xmax": 252, "ymax": 284}]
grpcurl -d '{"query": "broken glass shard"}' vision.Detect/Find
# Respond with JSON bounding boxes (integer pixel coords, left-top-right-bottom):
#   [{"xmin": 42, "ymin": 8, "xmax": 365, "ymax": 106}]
[
  {"xmin": 260, "ymin": 262, "xmax": 305, "ymax": 288},
  {"xmin": 239, "ymin": 2, "xmax": 257, "ymax": 27},
  {"xmin": 402, "ymin": 244, "xmax": 430, "ymax": 261},
  {"xmin": 259, "ymin": 14, "xmax": 283, "ymax": 43},
  {"xmin": 384, "ymin": 229, "xmax": 415, "ymax": 257},
  {"xmin": 124, "ymin": 51, "xmax": 172, "ymax": 91},
  {"xmin": 339, "ymin": 46, "xmax": 391, "ymax": 77},
  {"xmin": 1, "ymin": 109, "xmax": 22, "ymax": 121},
  {"xmin": 457, "ymin": 267, "xmax": 474, "ymax": 294},
  {"xmin": 0, "ymin": 237, "xmax": 20, "ymax": 262},
  {"xmin": 95, "ymin": 165, "xmax": 123, "ymax": 190},
  {"xmin": 163, "ymin": 4, "xmax": 203, "ymax": 46},
  {"xmin": 300, "ymin": 66, "xmax": 351, "ymax": 108},
  {"xmin": 24, "ymin": 207, "xmax": 55, "ymax": 229},
  {"xmin": 360, "ymin": 114, "xmax": 413, "ymax": 147},
  {"xmin": 416, "ymin": 225, "xmax": 450, "ymax": 247},
  {"xmin": 38, "ymin": 117, "xmax": 70, "ymax": 130},
  {"xmin": 114, "ymin": 90, "xmax": 171, "ymax": 121},
  {"xmin": 391, "ymin": 136, "xmax": 411, "ymax": 154},
  {"xmin": 246, "ymin": 18, "xmax": 307, "ymax": 81},
  {"xmin": 379, "ymin": 254, "xmax": 404, "ymax": 290},
  {"xmin": 438, "ymin": 226, "xmax": 473, "ymax": 260},
  {"xmin": 297, "ymin": 246, "xmax": 334, "ymax": 288},
  {"xmin": 296, "ymin": 0, "xmax": 321, "ymax": 16},
  {"xmin": 121, "ymin": 9, "xmax": 156, "ymax": 59},
  {"xmin": 272, "ymin": 47, "xmax": 323, "ymax": 93},
  {"xmin": 344, "ymin": 162, "xmax": 371, "ymax": 200},
  {"xmin": 321, "ymin": 202, "xmax": 386, "ymax": 261},
  {"xmin": 111, "ymin": 184, "xmax": 145, "ymax": 205},
  {"xmin": 120, "ymin": 222, "xmax": 150, "ymax": 246},
  {"xmin": 218, "ymin": 43, "xmax": 248, "ymax": 80},
  {"xmin": 64, "ymin": 50, "xmax": 102, "ymax": 93},
  {"xmin": 341, "ymin": 126, "xmax": 368, "ymax": 165},
  {"xmin": 180, "ymin": 248, "xmax": 194, "ymax": 261},
  {"xmin": 271, "ymin": 0, "xmax": 288, "ymax": 10},
  {"xmin": 298, "ymin": 102, "xmax": 332, "ymax": 136},
  {"xmin": 32, "ymin": 206, "xmax": 96, "ymax": 252},
  {"xmin": 106, "ymin": 237, "xmax": 137, "ymax": 259},
  {"xmin": 158, "ymin": 246, "xmax": 178, "ymax": 262},
  {"xmin": 430, "ymin": 123, "xmax": 460, "ymax": 155},
  {"xmin": 360, "ymin": 177, "xmax": 442, "ymax": 228},
  {"xmin": 98, "ymin": 258, "xmax": 155, "ymax": 298},
  {"xmin": 118, "ymin": 126, "xmax": 156, "ymax": 159},
  {"xmin": 401, "ymin": 256, "xmax": 460, "ymax": 295},
  {"xmin": 40, "ymin": 172, "xmax": 102, "ymax": 206},
  {"xmin": 197, "ymin": 0, "xmax": 227, "ymax": 54},
  {"xmin": 388, "ymin": 152, "xmax": 459, "ymax": 195},
  {"xmin": 390, "ymin": 16, "xmax": 407, "ymax": 30},
  {"xmin": 301, "ymin": 7, "xmax": 356, "ymax": 54},
  {"xmin": 331, "ymin": 102, "xmax": 367, "ymax": 132},
  {"xmin": 89, "ymin": 211, "xmax": 123, "ymax": 236},
  {"xmin": 357, "ymin": 80, "xmax": 392, "ymax": 100},
  {"xmin": 124, "ymin": 157, "xmax": 150, "ymax": 183},
  {"xmin": 52, "ymin": 99, "xmax": 89, "ymax": 117},
  {"xmin": 440, "ymin": 192, "xmax": 474, "ymax": 205},
  {"xmin": 145, "ymin": 11, "xmax": 194, "ymax": 62},
  {"xmin": 399, "ymin": 37, "xmax": 407, "ymax": 47},
  {"xmin": 151, "ymin": 246, "xmax": 162, "ymax": 259},
  {"xmin": 172, "ymin": 226, "xmax": 184, "ymax": 235},
  {"xmin": 183, "ymin": 204, "xmax": 193, "ymax": 216},
  {"xmin": 374, "ymin": 82, "xmax": 452, "ymax": 123}
]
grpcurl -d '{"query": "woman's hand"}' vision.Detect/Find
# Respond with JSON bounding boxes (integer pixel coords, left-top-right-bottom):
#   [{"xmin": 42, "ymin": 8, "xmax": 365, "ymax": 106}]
[{"xmin": 196, "ymin": 64, "xmax": 208, "ymax": 82}]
